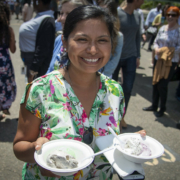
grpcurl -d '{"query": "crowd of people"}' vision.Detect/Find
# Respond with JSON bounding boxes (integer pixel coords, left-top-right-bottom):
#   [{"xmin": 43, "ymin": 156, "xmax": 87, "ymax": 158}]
[{"xmin": 0, "ymin": 0, "xmax": 180, "ymax": 179}]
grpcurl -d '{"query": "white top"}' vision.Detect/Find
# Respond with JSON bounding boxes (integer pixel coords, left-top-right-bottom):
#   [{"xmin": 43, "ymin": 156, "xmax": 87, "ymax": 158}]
[
  {"xmin": 145, "ymin": 8, "xmax": 162, "ymax": 26},
  {"xmin": 22, "ymin": 4, "xmax": 34, "ymax": 22},
  {"xmin": 19, "ymin": 10, "xmax": 54, "ymax": 52},
  {"xmin": 137, "ymin": 8, "xmax": 145, "ymax": 34},
  {"xmin": 154, "ymin": 25, "xmax": 180, "ymax": 63}
]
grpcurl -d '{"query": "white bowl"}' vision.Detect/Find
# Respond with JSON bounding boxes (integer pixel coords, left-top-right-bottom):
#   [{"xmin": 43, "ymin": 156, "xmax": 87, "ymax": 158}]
[
  {"xmin": 34, "ymin": 139, "xmax": 94, "ymax": 176},
  {"xmin": 114, "ymin": 133, "xmax": 164, "ymax": 164}
]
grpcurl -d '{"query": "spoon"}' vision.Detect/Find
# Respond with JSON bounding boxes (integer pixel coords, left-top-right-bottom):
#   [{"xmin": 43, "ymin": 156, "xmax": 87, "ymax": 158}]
[
  {"xmin": 81, "ymin": 146, "xmax": 115, "ymax": 162},
  {"xmin": 108, "ymin": 126, "xmax": 125, "ymax": 148}
]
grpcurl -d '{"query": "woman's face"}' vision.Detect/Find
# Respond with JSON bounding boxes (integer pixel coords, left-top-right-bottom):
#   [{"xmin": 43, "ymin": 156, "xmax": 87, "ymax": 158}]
[
  {"xmin": 63, "ymin": 18, "xmax": 112, "ymax": 74},
  {"xmin": 166, "ymin": 10, "xmax": 179, "ymax": 25},
  {"xmin": 59, "ymin": 2, "xmax": 76, "ymax": 28}
]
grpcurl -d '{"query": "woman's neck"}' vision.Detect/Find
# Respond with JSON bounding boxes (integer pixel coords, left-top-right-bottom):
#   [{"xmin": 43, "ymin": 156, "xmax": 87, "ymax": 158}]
[
  {"xmin": 67, "ymin": 66, "xmax": 98, "ymax": 89},
  {"xmin": 167, "ymin": 22, "xmax": 178, "ymax": 30}
]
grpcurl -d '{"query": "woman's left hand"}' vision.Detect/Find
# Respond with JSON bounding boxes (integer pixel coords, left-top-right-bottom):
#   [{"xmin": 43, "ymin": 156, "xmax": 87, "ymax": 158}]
[
  {"xmin": 135, "ymin": 130, "xmax": 146, "ymax": 137},
  {"xmin": 39, "ymin": 166, "xmax": 61, "ymax": 178}
]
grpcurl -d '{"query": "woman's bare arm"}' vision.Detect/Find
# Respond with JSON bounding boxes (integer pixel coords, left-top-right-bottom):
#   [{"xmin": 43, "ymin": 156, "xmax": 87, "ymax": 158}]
[
  {"xmin": 9, "ymin": 27, "xmax": 16, "ymax": 53},
  {"xmin": 13, "ymin": 87, "xmax": 44, "ymax": 163}
]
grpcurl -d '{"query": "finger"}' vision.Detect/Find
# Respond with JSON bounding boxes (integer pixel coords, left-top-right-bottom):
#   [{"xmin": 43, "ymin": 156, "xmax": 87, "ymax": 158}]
[
  {"xmin": 39, "ymin": 166, "xmax": 61, "ymax": 178},
  {"xmin": 35, "ymin": 137, "xmax": 49, "ymax": 151},
  {"xmin": 135, "ymin": 130, "xmax": 146, "ymax": 136}
]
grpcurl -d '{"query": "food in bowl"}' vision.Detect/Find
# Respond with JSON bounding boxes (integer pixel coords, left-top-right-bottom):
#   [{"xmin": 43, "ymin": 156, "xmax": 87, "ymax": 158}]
[
  {"xmin": 123, "ymin": 137, "xmax": 152, "ymax": 156},
  {"xmin": 47, "ymin": 150, "xmax": 78, "ymax": 169}
]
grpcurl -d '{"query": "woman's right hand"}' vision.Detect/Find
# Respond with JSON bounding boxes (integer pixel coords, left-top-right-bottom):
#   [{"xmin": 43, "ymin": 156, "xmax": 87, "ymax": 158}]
[
  {"xmin": 34, "ymin": 137, "xmax": 61, "ymax": 178},
  {"xmin": 34, "ymin": 137, "xmax": 49, "ymax": 151}
]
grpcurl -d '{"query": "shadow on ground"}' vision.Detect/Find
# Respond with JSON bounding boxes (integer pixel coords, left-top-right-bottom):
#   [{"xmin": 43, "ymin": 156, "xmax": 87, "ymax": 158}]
[
  {"xmin": 119, "ymin": 71, "xmax": 180, "ymax": 128},
  {"xmin": 0, "ymin": 118, "xmax": 18, "ymax": 142}
]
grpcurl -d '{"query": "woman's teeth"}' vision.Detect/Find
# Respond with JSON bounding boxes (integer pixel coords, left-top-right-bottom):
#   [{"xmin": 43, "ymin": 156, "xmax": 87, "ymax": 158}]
[{"xmin": 84, "ymin": 58, "xmax": 99, "ymax": 62}]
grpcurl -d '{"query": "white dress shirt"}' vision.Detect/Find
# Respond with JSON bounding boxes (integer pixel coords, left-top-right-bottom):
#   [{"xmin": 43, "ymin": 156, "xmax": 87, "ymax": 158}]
[
  {"xmin": 145, "ymin": 8, "xmax": 162, "ymax": 26},
  {"xmin": 137, "ymin": 9, "xmax": 145, "ymax": 34}
]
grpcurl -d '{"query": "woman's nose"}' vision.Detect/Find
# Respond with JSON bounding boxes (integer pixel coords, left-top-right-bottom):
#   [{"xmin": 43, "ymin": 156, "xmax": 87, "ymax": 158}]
[{"xmin": 87, "ymin": 42, "xmax": 98, "ymax": 55}]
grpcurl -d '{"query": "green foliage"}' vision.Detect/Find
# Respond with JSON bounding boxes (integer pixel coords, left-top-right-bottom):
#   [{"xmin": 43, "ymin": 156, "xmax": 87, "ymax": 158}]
[
  {"xmin": 141, "ymin": 0, "xmax": 180, "ymax": 10},
  {"xmin": 118, "ymin": 0, "xmax": 180, "ymax": 9}
]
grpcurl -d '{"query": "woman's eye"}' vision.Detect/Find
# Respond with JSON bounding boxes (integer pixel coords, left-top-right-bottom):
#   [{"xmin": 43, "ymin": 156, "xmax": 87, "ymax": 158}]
[
  {"xmin": 99, "ymin": 39, "xmax": 108, "ymax": 43},
  {"xmin": 77, "ymin": 38, "xmax": 87, "ymax": 42}
]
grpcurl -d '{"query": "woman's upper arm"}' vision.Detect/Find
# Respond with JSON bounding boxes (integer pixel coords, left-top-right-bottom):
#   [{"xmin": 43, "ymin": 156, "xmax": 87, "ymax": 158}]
[
  {"xmin": 13, "ymin": 86, "xmax": 42, "ymax": 145},
  {"xmin": 9, "ymin": 27, "xmax": 16, "ymax": 53}
]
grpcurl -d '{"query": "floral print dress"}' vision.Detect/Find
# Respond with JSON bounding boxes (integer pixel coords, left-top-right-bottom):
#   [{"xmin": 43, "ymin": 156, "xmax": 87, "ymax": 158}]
[
  {"xmin": 21, "ymin": 70, "xmax": 125, "ymax": 180},
  {"xmin": 0, "ymin": 44, "xmax": 16, "ymax": 111}
]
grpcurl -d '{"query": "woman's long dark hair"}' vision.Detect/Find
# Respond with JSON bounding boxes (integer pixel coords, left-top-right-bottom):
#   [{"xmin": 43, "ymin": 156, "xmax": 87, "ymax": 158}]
[
  {"xmin": 0, "ymin": 2, "xmax": 11, "ymax": 46},
  {"xmin": 62, "ymin": 5, "xmax": 117, "ymax": 62}
]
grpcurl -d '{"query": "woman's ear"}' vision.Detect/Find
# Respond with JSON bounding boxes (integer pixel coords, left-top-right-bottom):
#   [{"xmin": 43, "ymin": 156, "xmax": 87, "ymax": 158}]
[{"xmin": 61, "ymin": 35, "xmax": 67, "ymax": 50}]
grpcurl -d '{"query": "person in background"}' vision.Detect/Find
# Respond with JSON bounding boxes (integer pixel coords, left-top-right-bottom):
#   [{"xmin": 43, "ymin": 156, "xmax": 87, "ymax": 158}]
[
  {"xmin": 176, "ymin": 82, "xmax": 180, "ymax": 101},
  {"xmin": 54, "ymin": 0, "xmax": 88, "ymax": 34},
  {"xmin": 9, "ymin": 0, "xmax": 15, "ymax": 14},
  {"xmin": 145, "ymin": 3, "xmax": 162, "ymax": 51},
  {"xmin": 137, "ymin": 8, "xmax": 146, "ymax": 48},
  {"xmin": 22, "ymin": 0, "xmax": 34, "ymax": 22},
  {"xmin": 50, "ymin": 0, "xmax": 58, "ymax": 19},
  {"xmin": 143, "ymin": 6, "xmax": 180, "ymax": 117},
  {"xmin": 150, "ymin": 4, "xmax": 170, "ymax": 66},
  {"xmin": 99, "ymin": 0, "xmax": 124, "ymax": 78},
  {"xmin": 0, "ymin": 2, "xmax": 16, "ymax": 120},
  {"xmin": 112, "ymin": 0, "xmax": 144, "ymax": 128},
  {"xmin": 47, "ymin": 0, "xmax": 88, "ymax": 74},
  {"xmin": 19, "ymin": 0, "xmax": 55, "ymax": 83},
  {"xmin": 15, "ymin": 0, "xmax": 20, "ymax": 19}
]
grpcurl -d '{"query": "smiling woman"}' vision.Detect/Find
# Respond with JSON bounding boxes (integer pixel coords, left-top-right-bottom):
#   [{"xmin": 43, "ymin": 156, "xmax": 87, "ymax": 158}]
[{"xmin": 13, "ymin": 5, "xmax": 125, "ymax": 180}]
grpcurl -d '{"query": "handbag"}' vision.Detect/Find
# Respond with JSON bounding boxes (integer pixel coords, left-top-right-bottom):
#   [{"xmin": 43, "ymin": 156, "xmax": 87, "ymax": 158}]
[{"xmin": 147, "ymin": 26, "xmax": 157, "ymax": 36}]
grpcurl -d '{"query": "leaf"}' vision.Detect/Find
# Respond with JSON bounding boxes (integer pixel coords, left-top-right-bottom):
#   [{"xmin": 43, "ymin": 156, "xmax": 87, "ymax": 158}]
[
  {"xmin": 96, "ymin": 164, "xmax": 110, "ymax": 170},
  {"xmin": 51, "ymin": 127, "xmax": 69, "ymax": 134},
  {"xmin": 99, "ymin": 170, "xmax": 107, "ymax": 180},
  {"xmin": 100, "ymin": 155, "xmax": 109, "ymax": 163},
  {"xmin": 70, "ymin": 96, "xmax": 79, "ymax": 103},
  {"xmin": 50, "ymin": 134, "xmax": 60, "ymax": 140},
  {"xmin": 73, "ymin": 119, "xmax": 80, "ymax": 134}
]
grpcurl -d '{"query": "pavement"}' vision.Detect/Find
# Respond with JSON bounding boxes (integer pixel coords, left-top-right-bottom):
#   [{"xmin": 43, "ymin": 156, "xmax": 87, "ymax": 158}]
[{"xmin": 0, "ymin": 14, "xmax": 180, "ymax": 180}]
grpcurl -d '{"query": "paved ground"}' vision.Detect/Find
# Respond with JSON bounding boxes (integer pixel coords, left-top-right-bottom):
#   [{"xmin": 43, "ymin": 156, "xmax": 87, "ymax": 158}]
[{"xmin": 0, "ymin": 15, "xmax": 180, "ymax": 180}]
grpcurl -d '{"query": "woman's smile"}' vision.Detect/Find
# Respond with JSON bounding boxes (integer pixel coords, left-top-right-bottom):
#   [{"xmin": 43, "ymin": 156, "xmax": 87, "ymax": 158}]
[{"xmin": 63, "ymin": 18, "xmax": 112, "ymax": 74}]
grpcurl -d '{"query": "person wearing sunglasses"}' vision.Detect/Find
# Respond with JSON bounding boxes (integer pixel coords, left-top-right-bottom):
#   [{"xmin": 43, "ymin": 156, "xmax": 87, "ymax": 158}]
[{"xmin": 143, "ymin": 6, "xmax": 180, "ymax": 117}]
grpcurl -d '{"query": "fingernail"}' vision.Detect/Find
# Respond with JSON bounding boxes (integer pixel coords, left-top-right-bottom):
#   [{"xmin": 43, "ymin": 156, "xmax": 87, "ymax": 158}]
[{"xmin": 35, "ymin": 145, "xmax": 40, "ymax": 149}]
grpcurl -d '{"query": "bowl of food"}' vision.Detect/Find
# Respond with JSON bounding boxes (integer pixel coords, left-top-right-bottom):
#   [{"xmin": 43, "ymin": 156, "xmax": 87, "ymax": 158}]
[
  {"xmin": 34, "ymin": 139, "xmax": 94, "ymax": 176},
  {"xmin": 114, "ymin": 133, "xmax": 164, "ymax": 164}
]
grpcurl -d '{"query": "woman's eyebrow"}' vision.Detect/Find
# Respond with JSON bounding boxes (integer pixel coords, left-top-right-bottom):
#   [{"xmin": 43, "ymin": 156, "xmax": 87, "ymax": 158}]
[{"xmin": 74, "ymin": 33, "xmax": 111, "ymax": 38}]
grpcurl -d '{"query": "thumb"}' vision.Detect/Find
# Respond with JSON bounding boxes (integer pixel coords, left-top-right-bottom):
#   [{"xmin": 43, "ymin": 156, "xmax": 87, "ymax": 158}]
[{"xmin": 35, "ymin": 137, "xmax": 49, "ymax": 151}]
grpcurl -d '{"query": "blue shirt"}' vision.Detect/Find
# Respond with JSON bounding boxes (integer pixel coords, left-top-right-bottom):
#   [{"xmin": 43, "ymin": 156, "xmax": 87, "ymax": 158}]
[
  {"xmin": 46, "ymin": 34, "xmax": 63, "ymax": 74},
  {"xmin": 103, "ymin": 32, "xmax": 123, "ymax": 77},
  {"xmin": 55, "ymin": 20, "xmax": 62, "ymax": 32}
]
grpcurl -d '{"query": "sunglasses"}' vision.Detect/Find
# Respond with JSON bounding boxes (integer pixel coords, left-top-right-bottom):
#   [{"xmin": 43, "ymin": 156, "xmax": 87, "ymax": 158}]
[
  {"xmin": 166, "ymin": 14, "xmax": 178, "ymax": 17},
  {"xmin": 83, "ymin": 126, "xmax": 93, "ymax": 144}
]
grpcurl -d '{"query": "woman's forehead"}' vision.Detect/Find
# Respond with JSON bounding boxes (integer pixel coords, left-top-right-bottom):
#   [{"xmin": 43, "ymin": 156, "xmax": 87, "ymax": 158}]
[
  {"xmin": 167, "ymin": 10, "xmax": 178, "ymax": 14},
  {"xmin": 70, "ymin": 19, "xmax": 110, "ymax": 36}
]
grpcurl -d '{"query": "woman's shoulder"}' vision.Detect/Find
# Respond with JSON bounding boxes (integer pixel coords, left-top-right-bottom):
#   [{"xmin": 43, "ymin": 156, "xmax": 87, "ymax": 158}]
[
  {"xmin": 100, "ymin": 74, "xmax": 123, "ymax": 97},
  {"xmin": 29, "ymin": 71, "xmax": 62, "ymax": 89}
]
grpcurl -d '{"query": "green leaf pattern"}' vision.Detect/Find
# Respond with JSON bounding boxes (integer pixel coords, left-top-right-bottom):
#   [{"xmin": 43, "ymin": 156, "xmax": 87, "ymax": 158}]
[{"xmin": 21, "ymin": 71, "xmax": 125, "ymax": 180}]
